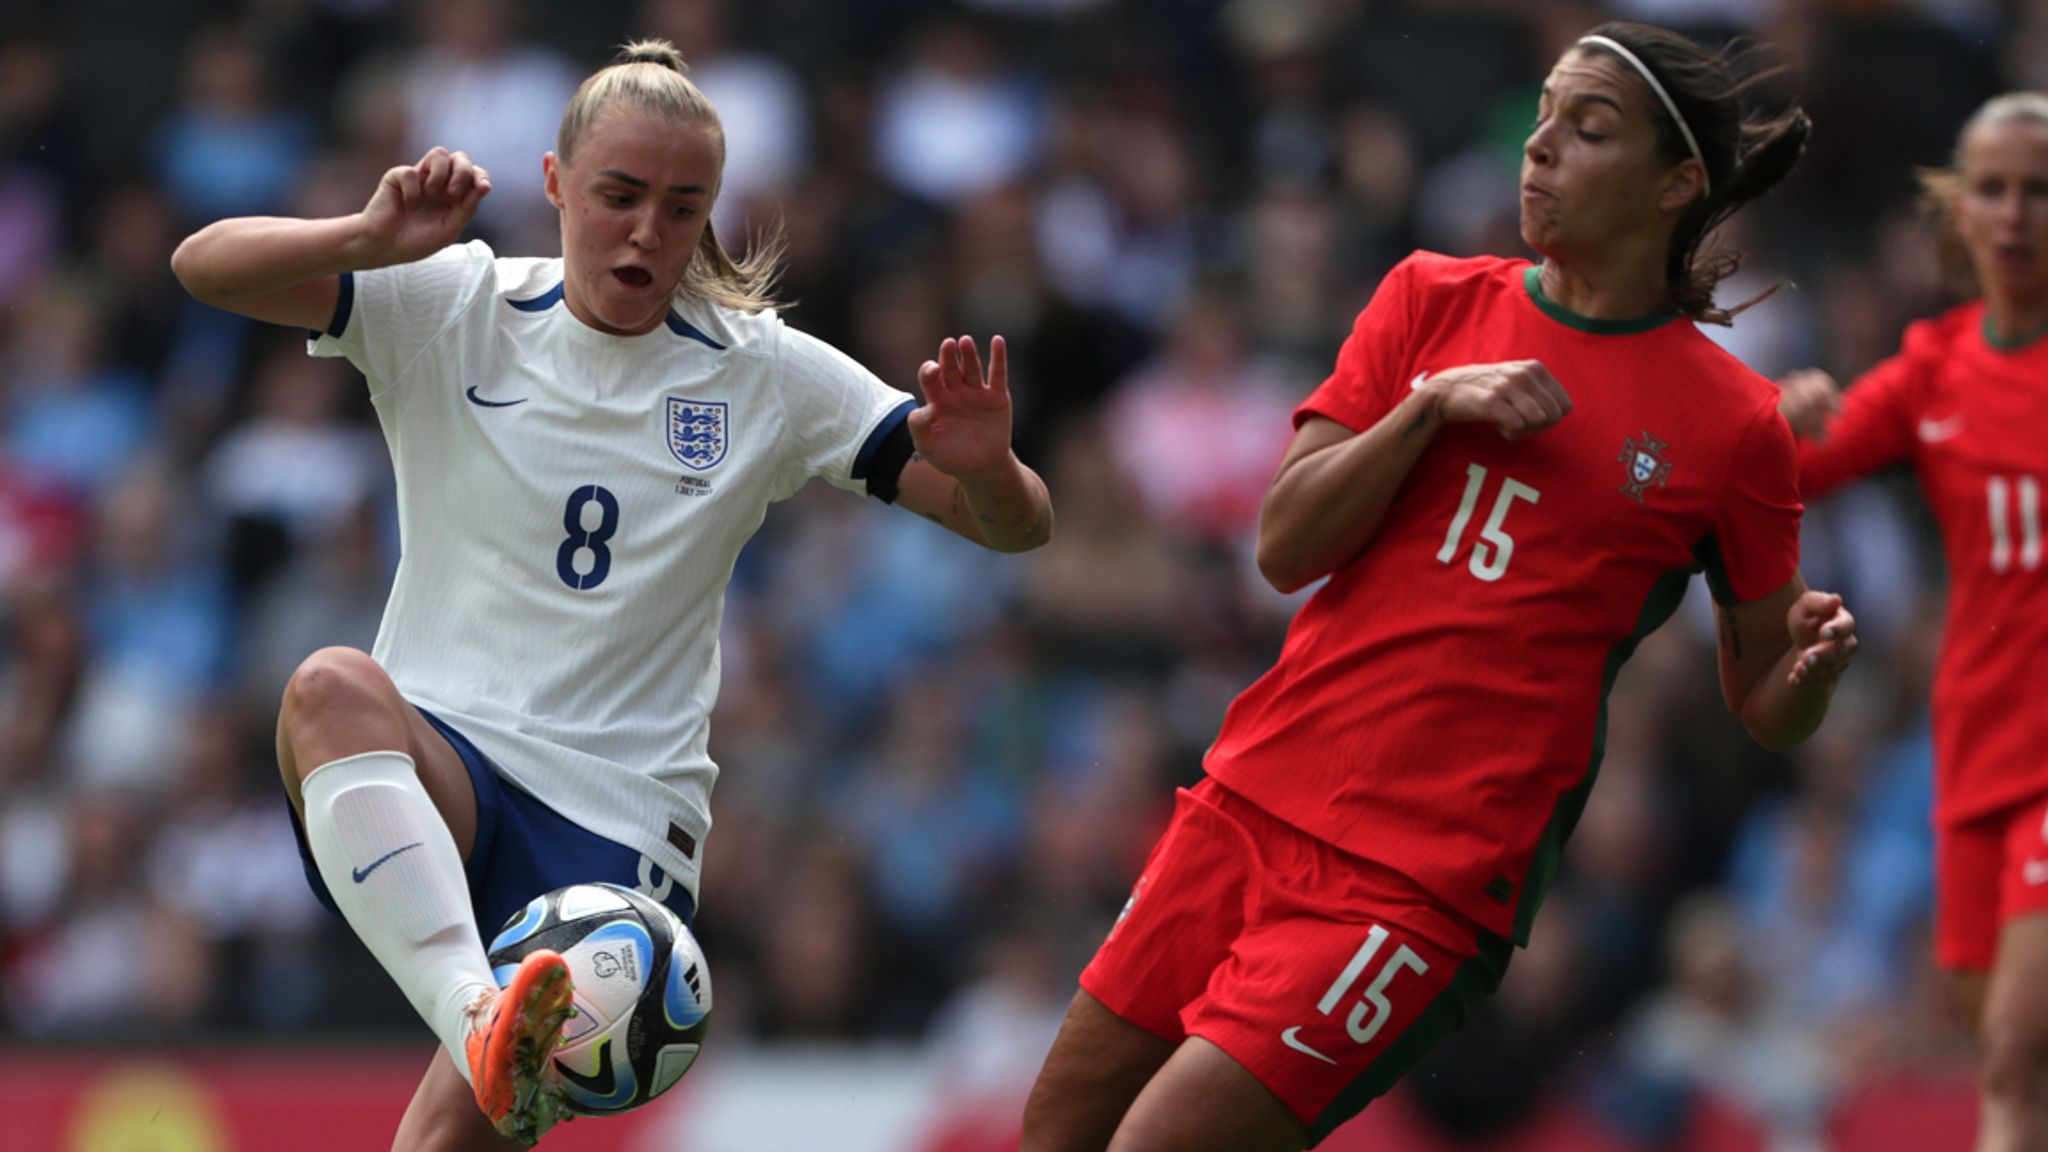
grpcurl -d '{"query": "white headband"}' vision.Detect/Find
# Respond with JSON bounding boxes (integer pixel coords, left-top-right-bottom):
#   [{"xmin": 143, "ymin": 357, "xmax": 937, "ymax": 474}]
[{"xmin": 1576, "ymin": 34, "xmax": 1710, "ymax": 196}]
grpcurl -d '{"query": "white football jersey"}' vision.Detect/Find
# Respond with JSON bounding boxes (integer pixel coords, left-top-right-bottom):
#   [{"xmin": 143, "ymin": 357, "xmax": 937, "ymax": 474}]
[{"xmin": 310, "ymin": 240, "xmax": 913, "ymax": 903}]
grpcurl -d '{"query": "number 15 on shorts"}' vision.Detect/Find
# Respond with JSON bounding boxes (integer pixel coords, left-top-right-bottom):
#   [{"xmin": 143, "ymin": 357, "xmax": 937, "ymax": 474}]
[{"xmin": 1284, "ymin": 925, "xmax": 1428, "ymax": 1063}]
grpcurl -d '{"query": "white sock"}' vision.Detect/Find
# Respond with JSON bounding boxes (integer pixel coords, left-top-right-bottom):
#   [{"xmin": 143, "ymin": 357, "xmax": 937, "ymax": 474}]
[{"xmin": 302, "ymin": 750, "xmax": 496, "ymax": 1082}]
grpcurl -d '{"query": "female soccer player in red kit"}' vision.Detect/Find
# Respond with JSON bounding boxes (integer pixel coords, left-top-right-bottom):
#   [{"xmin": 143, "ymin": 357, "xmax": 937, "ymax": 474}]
[
  {"xmin": 1020, "ymin": 22, "xmax": 1860, "ymax": 1152},
  {"xmin": 1778, "ymin": 93, "xmax": 2048, "ymax": 1152}
]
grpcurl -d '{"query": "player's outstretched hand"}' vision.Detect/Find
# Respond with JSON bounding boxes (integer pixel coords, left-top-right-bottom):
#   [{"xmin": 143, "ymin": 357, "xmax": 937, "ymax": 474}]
[
  {"xmin": 1426, "ymin": 360, "xmax": 1572, "ymax": 440},
  {"xmin": 1787, "ymin": 590, "xmax": 1857, "ymax": 686},
  {"xmin": 1776, "ymin": 369, "xmax": 1841, "ymax": 440},
  {"xmin": 910, "ymin": 335, "xmax": 1013, "ymax": 478},
  {"xmin": 358, "ymin": 147, "xmax": 491, "ymax": 269}
]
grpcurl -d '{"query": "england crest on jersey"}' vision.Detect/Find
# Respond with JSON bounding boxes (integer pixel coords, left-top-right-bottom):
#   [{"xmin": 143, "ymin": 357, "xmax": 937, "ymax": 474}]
[
  {"xmin": 667, "ymin": 398, "xmax": 728, "ymax": 471},
  {"xmin": 1618, "ymin": 431, "xmax": 1672, "ymax": 503}
]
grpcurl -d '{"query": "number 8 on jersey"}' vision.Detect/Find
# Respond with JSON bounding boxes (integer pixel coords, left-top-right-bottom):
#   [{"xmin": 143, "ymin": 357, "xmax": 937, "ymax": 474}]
[{"xmin": 558, "ymin": 485, "xmax": 621, "ymax": 590}]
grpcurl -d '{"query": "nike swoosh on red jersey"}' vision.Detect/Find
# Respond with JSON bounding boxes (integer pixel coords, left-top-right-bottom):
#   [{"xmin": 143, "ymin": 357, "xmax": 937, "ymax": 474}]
[
  {"xmin": 1280, "ymin": 1026, "xmax": 1338, "ymax": 1065},
  {"xmin": 1917, "ymin": 416, "xmax": 1965, "ymax": 443}
]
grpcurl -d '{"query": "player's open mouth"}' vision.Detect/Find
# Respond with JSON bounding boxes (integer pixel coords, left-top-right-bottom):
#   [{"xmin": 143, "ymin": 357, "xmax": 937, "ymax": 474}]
[
  {"xmin": 1992, "ymin": 244, "xmax": 2038, "ymax": 273},
  {"xmin": 613, "ymin": 267, "xmax": 655, "ymax": 289}
]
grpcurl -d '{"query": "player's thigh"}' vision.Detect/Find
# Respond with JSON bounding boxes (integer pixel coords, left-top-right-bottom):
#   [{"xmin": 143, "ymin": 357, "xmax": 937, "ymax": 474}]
[
  {"xmin": 1981, "ymin": 798, "xmax": 2048, "ymax": 1062},
  {"xmin": 391, "ymin": 1050, "xmax": 519, "ymax": 1152},
  {"xmin": 1981, "ymin": 915, "xmax": 2048, "ymax": 1079},
  {"xmin": 1021, "ymin": 989, "xmax": 1177, "ymax": 1152},
  {"xmin": 1109, "ymin": 1037, "xmax": 1303, "ymax": 1152}
]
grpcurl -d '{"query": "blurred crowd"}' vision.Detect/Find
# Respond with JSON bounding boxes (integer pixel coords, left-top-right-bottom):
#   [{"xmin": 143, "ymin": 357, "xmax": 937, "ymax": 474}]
[{"xmin": 0, "ymin": 0, "xmax": 2031, "ymax": 1146}]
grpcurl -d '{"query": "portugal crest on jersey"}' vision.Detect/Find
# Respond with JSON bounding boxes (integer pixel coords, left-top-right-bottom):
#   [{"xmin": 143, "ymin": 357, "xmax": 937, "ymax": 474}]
[
  {"xmin": 1618, "ymin": 431, "xmax": 1671, "ymax": 503},
  {"xmin": 667, "ymin": 398, "xmax": 728, "ymax": 471}
]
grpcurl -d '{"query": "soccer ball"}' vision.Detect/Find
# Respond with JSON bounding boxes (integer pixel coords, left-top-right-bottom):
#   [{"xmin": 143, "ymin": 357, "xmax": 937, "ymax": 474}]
[{"xmin": 486, "ymin": 882, "xmax": 712, "ymax": 1116}]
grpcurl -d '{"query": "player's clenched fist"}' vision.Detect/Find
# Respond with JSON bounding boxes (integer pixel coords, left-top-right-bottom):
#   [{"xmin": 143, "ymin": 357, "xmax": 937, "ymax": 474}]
[
  {"xmin": 1775, "ymin": 368, "xmax": 1842, "ymax": 440},
  {"xmin": 357, "ymin": 147, "xmax": 492, "ymax": 269},
  {"xmin": 1423, "ymin": 359, "xmax": 1573, "ymax": 440},
  {"xmin": 1786, "ymin": 590, "xmax": 1857, "ymax": 686}
]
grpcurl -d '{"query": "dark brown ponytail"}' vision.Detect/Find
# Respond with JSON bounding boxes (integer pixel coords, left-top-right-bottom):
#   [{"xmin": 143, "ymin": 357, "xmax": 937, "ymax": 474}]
[{"xmin": 1580, "ymin": 22, "xmax": 1809, "ymax": 326}]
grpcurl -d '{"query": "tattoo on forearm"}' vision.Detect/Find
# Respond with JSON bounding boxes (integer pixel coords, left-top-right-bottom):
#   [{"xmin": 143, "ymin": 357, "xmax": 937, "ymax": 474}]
[{"xmin": 1401, "ymin": 410, "xmax": 1433, "ymax": 438}]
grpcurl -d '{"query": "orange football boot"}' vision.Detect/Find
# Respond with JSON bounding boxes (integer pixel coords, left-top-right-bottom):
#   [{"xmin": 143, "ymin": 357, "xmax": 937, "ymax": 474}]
[{"xmin": 465, "ymin": 950, "xmax": 575, "ymax": 1147}]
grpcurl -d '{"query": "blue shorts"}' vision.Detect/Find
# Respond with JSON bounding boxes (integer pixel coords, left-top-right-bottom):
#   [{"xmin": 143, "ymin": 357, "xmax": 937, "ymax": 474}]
[{"xmin": 290, "ymin": 707, "xmax": 695, "ymax": 939}]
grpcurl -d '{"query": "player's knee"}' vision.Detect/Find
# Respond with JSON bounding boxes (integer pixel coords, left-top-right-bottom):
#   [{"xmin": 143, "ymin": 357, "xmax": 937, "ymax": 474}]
[
  {"xmin": 1980, "ymin": 1019, "xmax": 2048, "ymax": 1105},
  {"xmin": 280, "ymin": 648, "xmax": 400, "ymax": 770}
]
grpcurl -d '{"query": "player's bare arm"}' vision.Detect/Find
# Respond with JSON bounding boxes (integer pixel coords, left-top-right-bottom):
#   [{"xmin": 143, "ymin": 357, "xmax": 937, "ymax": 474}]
[
  {"xmin": 895, "ymin": 334, "xmax": 1053, "ymax": 553},
  {"xmin": 1256, "ymin": 360, "xmax": 1571, "ymax": 593},
  {"xmin": 1716, "ymin": 573, "xmax": 1858, "ymax": 749},
  {"xmin": 171, "ymin": 147, "xmax": 491, "ymax": 331}
]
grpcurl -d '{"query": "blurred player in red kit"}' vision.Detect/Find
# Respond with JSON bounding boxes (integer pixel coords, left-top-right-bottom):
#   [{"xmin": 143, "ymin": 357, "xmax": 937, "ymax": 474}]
[
  {"xmin": 1021, "ymin": 22, "xmax": 1860, "ymax": 1152},
  {"xmin": 1779, "ymin": 92, "xmax": 2048, "ymax": 1152}
]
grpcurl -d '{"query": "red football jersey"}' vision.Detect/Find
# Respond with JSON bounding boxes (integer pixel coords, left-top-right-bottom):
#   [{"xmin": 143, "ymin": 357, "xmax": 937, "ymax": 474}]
[
  {"xmin": 1798, "ymin": 301, "xmax": 2048, "ymax": 827},
  {"xmin": 1206, "ymin": 253, "xmax": 1802, "ymax": 943}
]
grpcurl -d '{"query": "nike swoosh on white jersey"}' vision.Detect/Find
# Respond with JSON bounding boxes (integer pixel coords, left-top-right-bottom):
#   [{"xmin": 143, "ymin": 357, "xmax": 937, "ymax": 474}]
[
  {"xmin": 1280, "ymin": 1026, "xmax": 1338, "ymax": 1065},
  {"xmin": 1917, "ymin": 415, "xmax": 1965, "ymax": 443},
  {"xmin": 2025, "ymin": 859, "xmax": 2048, "ymax": 887}
]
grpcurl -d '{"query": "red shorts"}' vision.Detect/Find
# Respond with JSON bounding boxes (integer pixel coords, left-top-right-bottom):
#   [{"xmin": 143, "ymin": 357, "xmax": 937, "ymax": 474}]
[
  {"xmin": 1080, "ymin": 779, "xmax": 1511, "ymax": 1144},
  {"xmin": 1936, "ymin": 792, "xmax": 2048, "ymax": 971}
]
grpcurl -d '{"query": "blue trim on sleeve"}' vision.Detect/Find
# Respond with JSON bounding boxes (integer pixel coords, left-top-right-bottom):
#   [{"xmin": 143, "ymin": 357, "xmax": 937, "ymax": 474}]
[
  {"xmin": 317, "ymin": 271, "xmax": 355, "ymax": 339},
  {"xmin": 508, "ymin": 282, "xmax": 565, "ymax": 312},
  {"xmin": 665, "ymin": 310, "xmax": 727, "ymax": 350},
  {"xmin": 852, "ymin": 398, "xmax": 916, "ymax": 480}
]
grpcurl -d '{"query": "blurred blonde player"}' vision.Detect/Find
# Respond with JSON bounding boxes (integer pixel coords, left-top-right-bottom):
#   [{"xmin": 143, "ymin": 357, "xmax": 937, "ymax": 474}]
[
  {"xmin": 172, "ymin": 40, "xmax": 1051, "ymax": 1151},
  {"xmin": 1779, "ymin": 93, "xmax": 2048, "ymax": 1152}
]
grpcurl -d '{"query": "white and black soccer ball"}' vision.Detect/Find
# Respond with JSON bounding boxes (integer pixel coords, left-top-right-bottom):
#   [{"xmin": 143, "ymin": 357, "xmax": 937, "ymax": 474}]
[{"xmin": 486, "ymin": 882, "xmax": 712, "ymax": 1116}]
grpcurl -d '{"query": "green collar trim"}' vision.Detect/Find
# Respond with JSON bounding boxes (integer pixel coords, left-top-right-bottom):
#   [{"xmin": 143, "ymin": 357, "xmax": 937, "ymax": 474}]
[
  {"xmin": 1523, "ymin": 266, "xmax": 1679, "ymax": 335},
  {"xmin": 1983, "ymin": 312, "xmax": 2048, "ymax": 352}
]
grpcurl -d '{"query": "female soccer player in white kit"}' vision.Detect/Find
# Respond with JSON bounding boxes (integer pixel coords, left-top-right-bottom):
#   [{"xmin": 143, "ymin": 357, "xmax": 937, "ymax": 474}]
[{"xmin": 172, "ymin": 40, "xmax": 1052, "ymax": 1150}]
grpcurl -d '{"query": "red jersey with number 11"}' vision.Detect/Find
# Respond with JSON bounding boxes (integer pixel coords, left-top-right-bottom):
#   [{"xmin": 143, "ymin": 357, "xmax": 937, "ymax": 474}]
[
  {"xmin": 1798, "ymin": 301, "xmax": 2048, "ymax": 827},
  {"xmin": 1206, "ymin": 253, "xmax": 1802, "ymax": 943}
]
